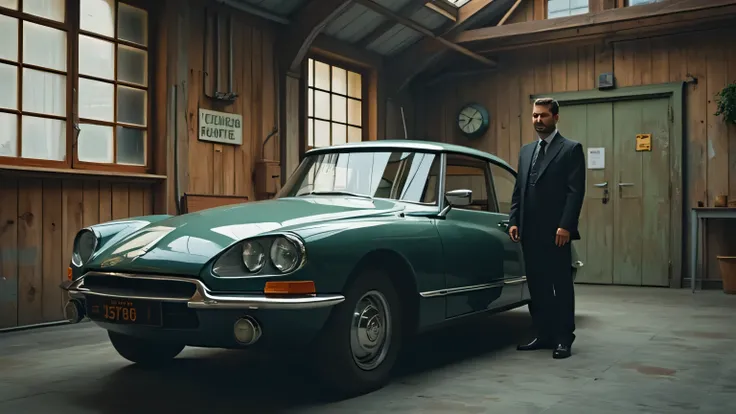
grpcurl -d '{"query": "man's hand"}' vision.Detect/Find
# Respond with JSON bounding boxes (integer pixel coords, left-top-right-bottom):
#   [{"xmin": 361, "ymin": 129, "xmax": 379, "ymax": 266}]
[
  {"xmin": 509, "ymin": 225, "xmax": 520, "ymax": 242},
  {"xmin": 555, "ymin": 228, "xmax": 570, "ymax": 247}
]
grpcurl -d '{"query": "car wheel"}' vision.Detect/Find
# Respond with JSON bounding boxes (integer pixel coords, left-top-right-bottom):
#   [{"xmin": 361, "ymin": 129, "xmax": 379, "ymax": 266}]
[
  {"xmin": 313, "ymin": 268, "xmax": 403, "ymax": 397},
  {"xmin": 108, "ymin": 331, "xmax": 185, "ymax": 366}
]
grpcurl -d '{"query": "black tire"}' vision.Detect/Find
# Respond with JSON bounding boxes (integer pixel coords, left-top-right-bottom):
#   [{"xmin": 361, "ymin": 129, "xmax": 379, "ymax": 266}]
[
  {"xmin": 312, "ymin": 268, "xmax": 404, "ymax": 398},
  {"xmin": 108, "ymin": 331, "xmax": 185, "ymax": 366}
]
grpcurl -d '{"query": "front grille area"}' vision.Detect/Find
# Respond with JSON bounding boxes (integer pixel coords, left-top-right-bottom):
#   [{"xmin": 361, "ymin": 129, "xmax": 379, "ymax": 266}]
[{"xmin": 82, "ymin": 273, "xmax": 199, "ymax": 300}]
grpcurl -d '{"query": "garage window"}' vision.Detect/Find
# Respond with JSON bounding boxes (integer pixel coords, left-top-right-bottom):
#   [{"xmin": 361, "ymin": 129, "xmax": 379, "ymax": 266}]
[
  {"xmin": 548, "ymin": 0, "xmax": 588, "ymax": 19},
  {"xmin": 307, "ymin": 57, "xmax": 364, "ymax": 149}
]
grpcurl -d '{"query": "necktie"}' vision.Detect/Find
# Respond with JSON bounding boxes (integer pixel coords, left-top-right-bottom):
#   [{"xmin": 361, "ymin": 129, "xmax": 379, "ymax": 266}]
[{"xmin": 529, "ymin": 140, "xmax": 547, "ymax": 185}]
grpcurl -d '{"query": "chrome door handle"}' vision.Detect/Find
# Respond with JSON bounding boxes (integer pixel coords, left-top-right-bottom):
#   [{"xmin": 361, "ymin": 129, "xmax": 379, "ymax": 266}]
[
  {"xmin": 618, "ymin": 182, "xmax": 634, "ymax": 187},
  {"xmin": 498, "ymin": 220, "xmax": 509, "ymax": 229},
  {"xmin": 593, "ymin": 182, "xmax": 608, "ymax": 188}
]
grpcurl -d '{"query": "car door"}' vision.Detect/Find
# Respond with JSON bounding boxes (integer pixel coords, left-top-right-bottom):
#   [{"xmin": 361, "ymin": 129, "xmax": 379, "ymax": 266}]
[
  {"xmin": 434, "ymin": 153, "xmax": 508, "ymax": 319},
  {"xmin": 488, "ymin": 161, "xmax": 526, "ymax": 306}
]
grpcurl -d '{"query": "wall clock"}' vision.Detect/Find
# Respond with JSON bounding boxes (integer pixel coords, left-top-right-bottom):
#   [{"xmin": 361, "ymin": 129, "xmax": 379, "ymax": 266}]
[{"xmin": 457, "ymin": 103, "xmax": 490, "ymax": 139}]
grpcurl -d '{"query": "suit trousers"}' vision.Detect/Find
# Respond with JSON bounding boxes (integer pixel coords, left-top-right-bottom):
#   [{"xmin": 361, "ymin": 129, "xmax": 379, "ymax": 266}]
[{"xmin": 521, "ymin": 230, "xmax": 576, "ymax": 345}]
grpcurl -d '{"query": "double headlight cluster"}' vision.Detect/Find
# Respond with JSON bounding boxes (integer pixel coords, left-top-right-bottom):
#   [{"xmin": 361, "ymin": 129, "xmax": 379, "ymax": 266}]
[
  {"xmin": 71, "ymin": 229, "xmax": 99, "ymax": 267},
  {"xmin": 213, "ymin": 234, "xmax": 306, "ymax": 277}
]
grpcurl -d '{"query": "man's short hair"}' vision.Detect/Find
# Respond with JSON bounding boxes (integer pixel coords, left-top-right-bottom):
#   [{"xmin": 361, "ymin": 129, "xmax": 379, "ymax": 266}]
[{"xmin": 534, "ymin": 97, "xmax": 559, "ymax": 115}]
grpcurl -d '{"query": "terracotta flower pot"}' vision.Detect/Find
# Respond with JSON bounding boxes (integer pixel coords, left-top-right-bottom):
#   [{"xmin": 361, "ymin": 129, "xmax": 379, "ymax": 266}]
[{"xmin": 717, "ymin": 256, "xmax": 736, "ymax": 295}]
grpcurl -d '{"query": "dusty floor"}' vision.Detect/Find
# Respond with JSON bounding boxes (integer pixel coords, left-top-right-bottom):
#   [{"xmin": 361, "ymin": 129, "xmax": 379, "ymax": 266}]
[{"xmin": 1, "ymin": 285, "xmax": 735, "ymax": 414}]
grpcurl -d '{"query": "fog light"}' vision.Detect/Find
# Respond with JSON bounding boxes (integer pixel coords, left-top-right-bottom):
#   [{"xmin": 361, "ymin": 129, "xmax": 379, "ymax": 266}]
[
  {"xmin": 233, "ymin": 316, "xmax": 262, "ymax": 345},
  {"xmin": 64, "ymin": 300, "xmax": 85, "ymax": 324}
]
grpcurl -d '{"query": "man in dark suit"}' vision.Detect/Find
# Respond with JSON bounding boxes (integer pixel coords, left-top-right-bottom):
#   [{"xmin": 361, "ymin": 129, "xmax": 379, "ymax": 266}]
[{"xmin": 507, "ymin": 97, "xmax": 586, "ymax": 359}]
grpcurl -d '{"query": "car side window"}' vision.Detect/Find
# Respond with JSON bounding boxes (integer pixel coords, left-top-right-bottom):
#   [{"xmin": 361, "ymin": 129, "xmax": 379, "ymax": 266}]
[
  {"xmin": 489, "ymin": 162, "xmax": 516, "ymax": 214},
  {"xmin": 444, "ymin": 153, "xmax": 492, "ymax": 212}
]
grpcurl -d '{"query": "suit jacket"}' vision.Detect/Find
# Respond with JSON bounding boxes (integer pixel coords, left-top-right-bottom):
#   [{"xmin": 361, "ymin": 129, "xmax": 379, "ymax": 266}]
[{"xmin": 508, "ymin": 132, "xmax": 586, "ymax": 241}]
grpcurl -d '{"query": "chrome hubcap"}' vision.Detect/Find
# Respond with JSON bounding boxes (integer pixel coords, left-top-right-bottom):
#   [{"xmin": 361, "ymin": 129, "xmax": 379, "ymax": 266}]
[{"xmin": 350, "ymin": 290, "xmax": 391, "ymax": 371}]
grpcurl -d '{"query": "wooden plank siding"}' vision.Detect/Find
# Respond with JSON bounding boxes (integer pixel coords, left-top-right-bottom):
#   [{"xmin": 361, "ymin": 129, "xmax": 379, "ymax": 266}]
[
  {"xmin": 0, "ymin": 179, "xmax": 153, "ymax": 329},
  {"xmin": 412, "ymin": 27, "xmax": 736, "ymax": 286},
  {"xmin": 182, "ymin": 0, "xmax": 280, "ymax": 202}
]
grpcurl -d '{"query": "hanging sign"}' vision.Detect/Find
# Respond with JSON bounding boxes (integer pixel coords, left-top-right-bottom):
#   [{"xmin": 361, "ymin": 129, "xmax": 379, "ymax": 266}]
[
  {"xmin": 198, "ymin": 108, "xmax": 243, "ymax": 145},
  {"xmin": 636, "ymin": 134, "xmax": 652, "ymax": 151}
]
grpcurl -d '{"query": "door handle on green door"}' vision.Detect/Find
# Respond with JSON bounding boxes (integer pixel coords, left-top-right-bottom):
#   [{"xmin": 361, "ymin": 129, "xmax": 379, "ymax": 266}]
[
  {"xmin": 594, "ymin": 182, "xmax": 610, "ymax": 204},
  {"xmin": 593, "ymin": 182, "xmax": 608, "ymax": 188},
  {"xmin": 498, "ymin": 220, "xmax": 509, "ymax": 229},
  {"xmin": 618, "ymin": 182, "xmax": 634, "ymax": 187}
]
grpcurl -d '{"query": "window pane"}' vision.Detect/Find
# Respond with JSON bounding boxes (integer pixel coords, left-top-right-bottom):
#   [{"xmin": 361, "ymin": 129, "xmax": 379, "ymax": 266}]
[
  {"xmin": 77, "ymin": 123, "xmax": 113, "ymax": 163},
  {"xmin": 307, "ymin": 88, "xmax": 313, "ymax": 117},
  {"xmin": 571, "ymin": 0, "xmax": 587, "ymax": 7},
  {"xmin": 548, "ymin": 0, "xmax": 569, "ymax": 13},
  {"xmin": 118, "ymin": 45, "xmax": 147, "ymax": 86},
  {"xmin": 23, "ymin": 22, "xmax": 66, "ymax": 71},
  {"xmin": 347, "ymin": 126, "xmax": 361, "ymax": 143},
  {"xmin": 0, "ymin": 14, "xmax": 18, "ymax": 61},
  {"xmin": 307, "ymin": 58, "xmax": 313, "ymax": 87},
  {"xmin": 347, "ymin": 71, "xmax": 361, "ymax": 99},
  {"xmin": 116, "ymin": 126, "xmax": 145, "ymax": 165},
  {"xmin": 0, "ymin": 112, "xmax": 17, "ymax": 157},
  {"xmin": 23, "ymin": 0, "xmax": 66, "ymax": 22},
  {"xmin": 80, "ymin": 0, "xmax": 115, "ymax": 37},
  {"xmin": 314, "ymin": 90, "xmax": 329, "ymax": 120},
  {"xmin": 79, "ymin": 35, "xmax": 114, "ymax": 79},
  {"xmin": 21, "ymin": 115, "xmax": 65, "ymax": 161},
  {"xmin": 332, "ymin": 123, "xmax": 346, "ymax": 146},
  {"xmin": 348, "ymin": 98, "xmax": 361, "ymax": 127},
  {"xmin": 0, "ymin": 0, "xmax": 18, "ymax": 10},
  {"xmin": 314, "ymin": 119, "xmax": 329, "ymax": 147},
  {"xmin": 22, "ymin": 68, "xmax": 66, "ymax": 116},
  {"xmin": 79, "ymin": 78, "xmax": 114, "ymax": 121},
  {"xmin": 307, "ymin": 118, "xmax": 314, "ymax": 147},
  {"xmin": 331, "ymin": 95, "xmax": 346, "ymax": 123},
  {"xmin": 0, "ymin": 63, "xmax": 18, "ymax": 110},
  {"xmin": 118, "ymin": 3, "xmax": 148, "ymax": 46},
  {"xmin": 331, "ymin": 67, "xmax": 346, "ymax": 95},
  {"xmin": 490, "ymin": 163, "xmax": 516, "ymax": 214},
  {"xmin": 314, "ymin": 60, "xmax": 329, "ymax": 91},
  {"xmin": 117, "ymin": 85, "xmax": 146, "ymax": 126}
]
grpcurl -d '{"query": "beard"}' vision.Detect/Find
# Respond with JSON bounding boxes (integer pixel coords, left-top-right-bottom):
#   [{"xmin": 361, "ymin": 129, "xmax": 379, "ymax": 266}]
[{"xmin": 534, "ymin": 123, "xmax": 551, "ymax": 132}]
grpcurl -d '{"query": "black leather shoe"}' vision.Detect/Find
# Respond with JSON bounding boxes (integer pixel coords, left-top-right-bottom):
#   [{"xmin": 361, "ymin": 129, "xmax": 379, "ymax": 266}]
[
  {"xmin": 553, "ymin": 344, "xmax": 572, "ymax": 359},
  {"xmin": 517, "ymin": 338, "xmax": 555, "ymax": 351}
]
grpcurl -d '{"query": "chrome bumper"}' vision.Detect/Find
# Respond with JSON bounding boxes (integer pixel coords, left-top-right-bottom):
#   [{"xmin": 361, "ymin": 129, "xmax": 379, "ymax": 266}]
[{"xmin": 61, "ymin": 271, "xmax": 345, "ymax": 310}]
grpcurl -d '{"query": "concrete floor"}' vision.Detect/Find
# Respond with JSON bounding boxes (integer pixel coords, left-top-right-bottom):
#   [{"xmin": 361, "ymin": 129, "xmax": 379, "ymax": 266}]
[{"xmin": 1, "ymin": 285, "xmax": 735, "ymax": 414}]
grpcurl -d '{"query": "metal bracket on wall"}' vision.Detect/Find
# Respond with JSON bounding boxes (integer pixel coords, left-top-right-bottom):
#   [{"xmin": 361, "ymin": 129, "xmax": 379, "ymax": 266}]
[{"xmin": 203, "ymin": 7, "xmax": 239, "ymax": 103}]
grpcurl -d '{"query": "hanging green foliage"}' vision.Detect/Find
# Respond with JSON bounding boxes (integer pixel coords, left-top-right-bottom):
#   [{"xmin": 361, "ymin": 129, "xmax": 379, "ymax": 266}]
[{"xmin": 714, "ymin": 82, "xmax": 736, "ymax": 124}]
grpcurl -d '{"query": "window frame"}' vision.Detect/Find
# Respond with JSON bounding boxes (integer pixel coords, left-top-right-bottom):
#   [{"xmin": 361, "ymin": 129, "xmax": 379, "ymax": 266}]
[
  {"xmin": 0, "ymin": 0, "xmax": 157, "ymax": 174},
  {"xmin": 442, "ymin": 152, "xmax": 495, "ymax": 213},
  {"xmin": 547, "ymin": 0, "xmax": 589, "ymax": 19},
  {"xmin": 303, "ymin": 52, "xmax": 368, "ymax": 153},
  {"xmin": 488, "ymin": 159, "xmax": 518, "ymax": 215}
]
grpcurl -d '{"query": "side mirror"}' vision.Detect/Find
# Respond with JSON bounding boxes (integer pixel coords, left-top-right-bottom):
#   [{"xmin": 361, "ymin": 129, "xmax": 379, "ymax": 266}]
[{"xmin": 445, "ymin": 189, "xmax": 472, "ymax": 207}]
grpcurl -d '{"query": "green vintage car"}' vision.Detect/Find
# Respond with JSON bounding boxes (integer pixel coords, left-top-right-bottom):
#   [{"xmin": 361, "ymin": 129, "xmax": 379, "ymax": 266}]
[{"xmin": 61, "ymin": 140, "xmax": 583, "ymax": 396}]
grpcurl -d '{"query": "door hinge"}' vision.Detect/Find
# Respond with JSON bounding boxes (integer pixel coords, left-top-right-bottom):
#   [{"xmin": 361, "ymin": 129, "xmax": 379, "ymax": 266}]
[{"xmin": 668, "ymin": 105, "xmax": 674, "ymax": 123}]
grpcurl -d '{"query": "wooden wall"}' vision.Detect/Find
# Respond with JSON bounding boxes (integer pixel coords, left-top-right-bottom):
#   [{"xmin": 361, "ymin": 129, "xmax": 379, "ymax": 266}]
[
  {"xmin": 178, "ymin": 0, "xmax": 280, "ymax": 202},
  {"xmin": 412, "ymin": 27, "xmax": 736, "ymax": 285},
  {"xmin": 0, "ymin": 177, "xmax": 154, "ymax": 329}
]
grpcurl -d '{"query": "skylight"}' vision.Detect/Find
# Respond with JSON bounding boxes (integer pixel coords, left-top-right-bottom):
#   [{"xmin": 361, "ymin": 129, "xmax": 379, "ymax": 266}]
[{"xmin": 446, "ymin": 0, "xmax": 473, "ymax": 7}]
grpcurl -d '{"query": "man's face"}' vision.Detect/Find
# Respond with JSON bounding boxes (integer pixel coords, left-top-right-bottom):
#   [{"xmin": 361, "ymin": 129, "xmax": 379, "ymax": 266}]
[{"xmin": 532, "ymin": 104, "xmax": 558, "ymax": 134}]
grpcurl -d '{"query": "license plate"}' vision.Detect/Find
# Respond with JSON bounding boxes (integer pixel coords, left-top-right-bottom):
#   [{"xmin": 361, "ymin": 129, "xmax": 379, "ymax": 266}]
[{"xmin": 86, "ymin": 297, "xmax": 162, "ymax": 327}]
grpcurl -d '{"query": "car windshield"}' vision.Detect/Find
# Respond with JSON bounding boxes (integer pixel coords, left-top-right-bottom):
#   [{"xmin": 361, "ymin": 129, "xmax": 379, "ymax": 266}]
[{"xmin": 277, "ymin": 150, "xmax": 440, "ymax": 205}]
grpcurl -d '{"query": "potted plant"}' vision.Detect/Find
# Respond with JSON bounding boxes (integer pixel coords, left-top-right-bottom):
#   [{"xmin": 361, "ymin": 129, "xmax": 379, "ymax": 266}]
[
  {"xmin": 717, "ymin": 256, "xmax": 736, "ymax": 295},
  {"xmin": 714, "ymin": 82, "xmax": 736, "ymax": 124}
]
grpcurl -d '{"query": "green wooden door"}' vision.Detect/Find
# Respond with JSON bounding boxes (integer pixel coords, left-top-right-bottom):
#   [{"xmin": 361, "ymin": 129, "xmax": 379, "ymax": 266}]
[
  {"xmin": 556, "ymin": 98, "xmax": 671, "ymax": 287},
  {"xmin": 612, "ymin": 98, "xmax": 671, "ymax": 287},
  {"xmin": 557, "ymin": 102, "xmax": 615, "ymax": 284}
]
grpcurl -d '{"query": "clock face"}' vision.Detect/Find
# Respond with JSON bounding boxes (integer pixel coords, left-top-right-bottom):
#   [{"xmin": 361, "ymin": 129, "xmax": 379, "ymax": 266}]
[{"xmin": 458, "ymin": 105, "xmax": 486, "ymax": 135}]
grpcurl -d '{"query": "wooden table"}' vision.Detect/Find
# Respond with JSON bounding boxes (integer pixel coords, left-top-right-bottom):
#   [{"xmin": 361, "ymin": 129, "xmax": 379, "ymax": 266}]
[{"xmin": 689, "ymin": 207, "xmax": 736, "ymax": 292}]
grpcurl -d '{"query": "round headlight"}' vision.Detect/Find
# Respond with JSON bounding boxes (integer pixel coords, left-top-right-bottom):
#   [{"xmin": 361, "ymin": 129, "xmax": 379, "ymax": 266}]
[
  {"xmin": 241, "ymin": 241, "xmax": 266, "ymax": 272},
  {"xmin": 270, "ymin": 237, "xmax": 301, "ymax": 273},
  {"xmin": 72, "ymin": 230, "xmax": 98, "ymax": 267}
]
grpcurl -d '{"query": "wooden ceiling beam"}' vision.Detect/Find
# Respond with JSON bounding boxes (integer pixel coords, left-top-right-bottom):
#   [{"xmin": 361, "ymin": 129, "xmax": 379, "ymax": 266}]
[
  {"xmin": 357, "ymin": 0, "xmax": 429, "ymax": 49},
  {"xmin": 384, "ymin": 0, "xmax": 501, "ymax": 95},
  {"xmin": 354, "ymin": 0, "xmax": 495, "ymax": 67},
  {"xmin": 279, "ymin": 0, "xmax": 356, "ymax": 76},
  {"xmin": 454, "ymin": 0, "xmax": 736, "ymax": 44}
]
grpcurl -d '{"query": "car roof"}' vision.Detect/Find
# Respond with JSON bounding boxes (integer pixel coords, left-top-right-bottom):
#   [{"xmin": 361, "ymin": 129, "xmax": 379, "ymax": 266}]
[{"xmin": 304, "ymin": 139, "xmax": 516, "ymax": 172}]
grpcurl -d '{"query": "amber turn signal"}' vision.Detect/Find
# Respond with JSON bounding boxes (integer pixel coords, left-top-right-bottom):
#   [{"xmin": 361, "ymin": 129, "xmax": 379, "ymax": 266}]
[
  {"xmin": 264, "ymin": 281, "xmax": 316, "ymax": 295},
  {"xmin": 67, "ymin": 267, "xmax": 73, "ymax": 281}
]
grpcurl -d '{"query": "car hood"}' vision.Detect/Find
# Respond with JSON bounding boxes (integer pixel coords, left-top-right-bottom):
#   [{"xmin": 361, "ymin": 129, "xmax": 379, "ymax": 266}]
[{"xmin": 86, "ymin": 196, "xmax": 405, "ymax": 274}]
